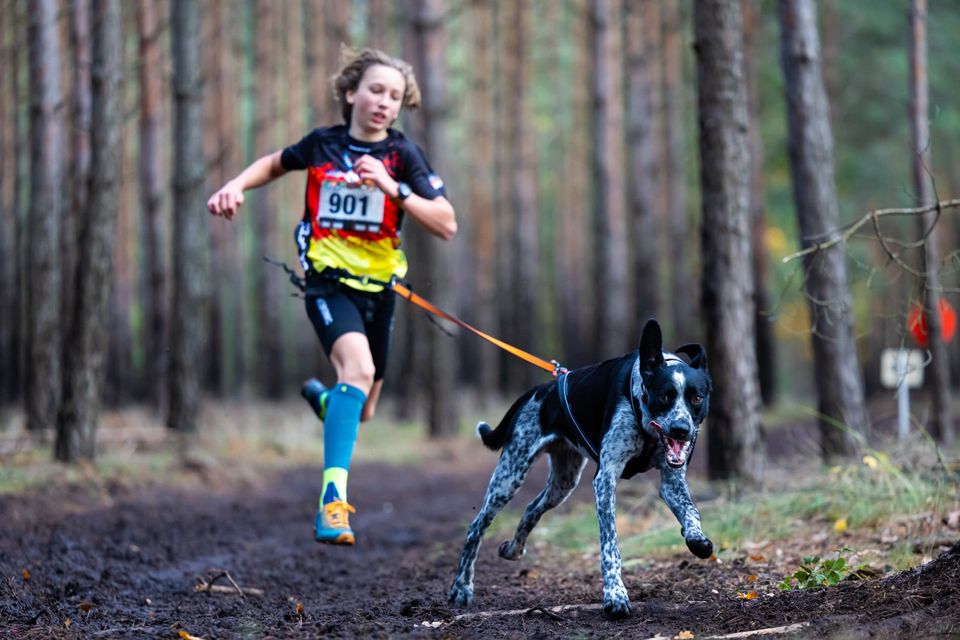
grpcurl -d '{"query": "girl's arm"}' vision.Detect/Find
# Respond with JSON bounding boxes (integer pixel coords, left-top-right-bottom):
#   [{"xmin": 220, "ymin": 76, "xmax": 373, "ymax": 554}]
[
  {"xmin": 207, "ymin": 150, "xmax": 288, "ymax": 220},
  {"xmin": 353, "ymin": 154, "xmax": 458, "ymax": 240}
]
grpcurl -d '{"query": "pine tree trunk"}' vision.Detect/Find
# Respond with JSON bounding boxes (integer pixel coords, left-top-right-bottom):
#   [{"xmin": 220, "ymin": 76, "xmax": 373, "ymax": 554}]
[
  {"xmin": 168, "ymin": 0, "xmax": 209, "ymax": 432},
  {"xmin": 778, "ymin": 0, "xmax": 869, "ymax": 458},
  {"xmin": 407, "ymin": 0, "xmax": 458, "ymax": 438},
  {"xmin": 55, "ymin": 0, "xmax": 122, "ymax": 462},
  {"xmin": 25, "ymin": 0, "xmax": 65, "ymax": 432},
  {"xmin": 694, "ymin": 0, "xmax": 763, "ymax": 482},
  {"xmin": 908, "ymin": 0, "xmax": 954, "ymax": 445},
  {"xmin": 590, "ymin": 0, "xmax": 629, "ymax": 359},
  {"xmin": 137, "ymin": 0, "xmax": 167, "ymax": 409},
  {"xmin": 743, "ymin": 0, "xmax": 777, "ymax": 406},
  {"xmin": 625, "ymin": 0, "xmax": 660, "ymax": 338},
  {"xmin": 0, "ymin": 0, "xmax": 13, "ymax": 404},
  {"xmin": 661, "ymin": 0, "xmax": 696, "ymax": 345}
]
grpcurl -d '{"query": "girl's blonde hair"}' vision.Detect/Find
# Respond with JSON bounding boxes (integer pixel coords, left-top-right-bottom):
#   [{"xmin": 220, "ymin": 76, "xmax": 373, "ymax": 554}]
[{"xmin": 331, "ymin": 46, "xmax": 421, "ymax": 124}]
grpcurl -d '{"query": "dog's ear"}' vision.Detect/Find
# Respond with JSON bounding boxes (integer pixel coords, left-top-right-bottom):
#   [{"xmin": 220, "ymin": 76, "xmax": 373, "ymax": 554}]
[
  {"xmin": 639, "ymin": 319, "xmax": 665, "ymax": 373},
  {"xmin": 675, "ymin": 343, "xmax": 707, "ymax": 370}
]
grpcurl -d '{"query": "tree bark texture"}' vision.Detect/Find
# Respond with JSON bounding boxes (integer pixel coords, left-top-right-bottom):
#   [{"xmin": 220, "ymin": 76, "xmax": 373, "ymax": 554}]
[
  {"xmin": 743, "ymin": 0, "xmax": 777, "ymax": 406},
  {"xmin": 908, "ymin": 0, "xmax": 954, "ymax": 444},
  {"xmin": 625, "ymin": 0, "xmax": 660, "ymax": 340},
  {"xmin": 137, "ymin": 0, "xmax": 167, "ymax": 409},
  {"xmin": 56, "ymin": 0, "xmax": 122, "ymax": 462},
  {"xmin": 168, "ymin": 0, "xmax": 209, "ymax": 432},
  {"xmin": 694, "ymin": 0, "xmax": 764, "ymax": 482},
  {"xmin": 25, "ymin": 0, "xmax": 65, "ymax": 432},
  {"xmin": 778, "ymin": 0, "xmax": 870, "ymax": 458},
  {"xmin": 590, "ymin": 0, "xmax": 630, "ymax": 359},
  {"xmin": 405, "ymin": 0, "xmax": 458, "ymax": 437},
  {"xmin": 661, "ymin": 0, "xmax": 696, "ymax": 346}
]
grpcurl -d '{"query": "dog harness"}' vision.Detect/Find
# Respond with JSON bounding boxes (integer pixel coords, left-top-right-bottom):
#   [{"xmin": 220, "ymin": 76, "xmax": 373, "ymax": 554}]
[{"xmin": 552, "ymin": 354, "xmax": 661, "ymax": 479}]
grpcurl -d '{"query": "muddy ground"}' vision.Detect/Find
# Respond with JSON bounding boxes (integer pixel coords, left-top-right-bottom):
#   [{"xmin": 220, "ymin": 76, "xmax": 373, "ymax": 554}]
[{"xmin": 1, "ymin": 444, "xmax": 959, "ymax": 640}]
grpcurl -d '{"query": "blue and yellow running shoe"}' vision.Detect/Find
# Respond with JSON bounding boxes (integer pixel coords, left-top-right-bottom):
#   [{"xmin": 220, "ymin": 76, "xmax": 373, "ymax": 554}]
[
  {"xmin": 301, "ymin": 378, "xmax": 329, "ymax": 422},
  {"xmin": 315, "ymin": 499, "xmax": 356, "ymax": 545}
]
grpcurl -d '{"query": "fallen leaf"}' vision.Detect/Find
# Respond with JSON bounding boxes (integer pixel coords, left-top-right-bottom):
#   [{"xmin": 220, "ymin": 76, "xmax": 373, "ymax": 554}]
[
  {"xmin": 64, "ymin": 618, "xmax": 71, "ymax": 628},
  {"xmin": 675, "ymin": 631, "xmax": 695, "ymax": 639},
  {"xmin": 749, "ymin": 554, "xmax": 765, "ymax": 562},
  {"xmin": 746, "ymin": 575, "xmax": 759, "ymax": 583},
  {"xmin": 736, "ymin": 591, "xmax": 759, "ymax": 600},
  {"xmin": 21, "ymin": 569, "xmax": 31, "ymax": 581},
  {"xmin": 834, "ymin": 517, "xmax": 848, "ymax": 533},
  {"xmin": 79, "ymin": 601, "xmax": 94, "ymax": 612},
  {"xmin": 863, "ymin": 455, "xmax": 878, "ymax": 469},
  {"xmin": 179, "ymin": 630, "xmax": 206, "ymax": 640},
  {"xmin": 295, "ymin": 601, "xmax": 304, "ymax": 615}
]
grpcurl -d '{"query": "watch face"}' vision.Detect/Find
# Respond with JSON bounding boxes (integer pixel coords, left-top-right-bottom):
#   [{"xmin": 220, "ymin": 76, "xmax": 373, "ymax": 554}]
[{"xmin": 398, "ymin": 182, "xmax": 412, "ymax": 199}]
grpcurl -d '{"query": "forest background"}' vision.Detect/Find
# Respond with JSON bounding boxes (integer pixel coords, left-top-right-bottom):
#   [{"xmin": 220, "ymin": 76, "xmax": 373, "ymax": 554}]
[{"xmin": 1, "ymin": 0, "xmax": 959, "ymax": 469}]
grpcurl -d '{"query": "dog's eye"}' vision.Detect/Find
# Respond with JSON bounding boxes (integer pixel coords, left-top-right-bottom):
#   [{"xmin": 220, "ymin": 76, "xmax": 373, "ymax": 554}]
[
  {"xmin": 691, "ymin": 395, "xmax": 703, "ymax": 406},
  {"xmin": 659, "ymin": 393, "xmax": 671, "ymax": 404}
]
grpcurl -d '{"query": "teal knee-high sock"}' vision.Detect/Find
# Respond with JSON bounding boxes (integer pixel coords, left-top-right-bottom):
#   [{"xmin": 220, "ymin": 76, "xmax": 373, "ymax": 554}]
[{"xmin": 321, "ymin": 383, "xmax": 367, "ymax": 506}]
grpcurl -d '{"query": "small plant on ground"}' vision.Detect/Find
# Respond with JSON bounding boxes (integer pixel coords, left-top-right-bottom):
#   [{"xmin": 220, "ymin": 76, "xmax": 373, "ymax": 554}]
[{"xmin": 778, "ymin": 547, "xmax": 865, "ymax": 590}]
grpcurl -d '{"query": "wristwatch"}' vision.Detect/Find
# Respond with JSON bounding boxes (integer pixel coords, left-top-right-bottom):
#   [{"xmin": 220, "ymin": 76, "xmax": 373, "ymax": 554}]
[{"xmin": 396, "ymin": 182, "xmax": 413, "ymax": 201}]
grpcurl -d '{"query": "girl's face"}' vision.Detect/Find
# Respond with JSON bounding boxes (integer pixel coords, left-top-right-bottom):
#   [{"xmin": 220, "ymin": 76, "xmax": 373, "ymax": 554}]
[{"xmin": 346, "ymin": 64, "xmax": 406, "ymax": 142}]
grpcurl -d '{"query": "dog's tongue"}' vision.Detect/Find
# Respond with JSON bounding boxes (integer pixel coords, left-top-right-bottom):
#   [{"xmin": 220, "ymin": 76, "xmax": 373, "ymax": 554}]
[{"xmin": 665, "ymin": 437, "xmax": 687, "ymax": 466}]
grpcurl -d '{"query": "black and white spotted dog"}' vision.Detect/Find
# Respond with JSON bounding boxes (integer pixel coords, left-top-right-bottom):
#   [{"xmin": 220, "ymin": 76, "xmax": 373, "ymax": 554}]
[{"xmin": 449, "ymin": 319, "xmax": 713, "ymax": 619}]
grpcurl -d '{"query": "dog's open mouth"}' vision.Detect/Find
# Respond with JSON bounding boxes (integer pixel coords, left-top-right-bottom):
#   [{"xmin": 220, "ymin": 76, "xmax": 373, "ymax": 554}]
[{"xmin": 650, "ymin": 421, "xmax": 692, "ymax": 468}]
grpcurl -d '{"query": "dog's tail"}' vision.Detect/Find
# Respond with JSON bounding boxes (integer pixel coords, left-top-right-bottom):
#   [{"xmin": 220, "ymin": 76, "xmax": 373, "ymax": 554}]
[{"xmin": 476, "ymin": 387, "xmax": 539, "ymax": 451}]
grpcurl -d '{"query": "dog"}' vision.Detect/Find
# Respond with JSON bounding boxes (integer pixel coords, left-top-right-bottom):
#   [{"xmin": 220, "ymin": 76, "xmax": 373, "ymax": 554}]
[{"xmin": 448, "ymin": 319, "xmax": 713, "ymax": 619}]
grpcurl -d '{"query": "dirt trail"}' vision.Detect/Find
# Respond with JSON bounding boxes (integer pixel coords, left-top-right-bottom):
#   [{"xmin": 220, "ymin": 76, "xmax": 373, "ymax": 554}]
[{"xmin": 1, "ymin": 457, "xmax": 958, "ymax": 639}]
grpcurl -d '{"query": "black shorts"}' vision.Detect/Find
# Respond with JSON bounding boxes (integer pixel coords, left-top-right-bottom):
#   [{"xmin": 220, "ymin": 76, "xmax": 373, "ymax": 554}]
[{"xmin": 304, "ymin": 276, "xmax": 396, "ymax": 381}]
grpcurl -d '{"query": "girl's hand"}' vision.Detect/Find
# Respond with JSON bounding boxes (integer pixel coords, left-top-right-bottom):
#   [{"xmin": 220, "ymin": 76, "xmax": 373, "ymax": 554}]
[
  {"xmin": 207, "ymin": 181, "xmax": 245, "ymax": 220},
  {"xmin": 353, "ymin": 155, "xmax": 399, "ymax": 197}
]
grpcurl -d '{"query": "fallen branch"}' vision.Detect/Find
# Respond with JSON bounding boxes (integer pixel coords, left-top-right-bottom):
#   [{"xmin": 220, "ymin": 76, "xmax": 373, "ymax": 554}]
[
  {"xmin": 781, "ymin": 198, "xmax": 960, "ymax": 264},
  {"xmin": 194, "ymin": 569, "xmax": 263, "ymax": 598}
]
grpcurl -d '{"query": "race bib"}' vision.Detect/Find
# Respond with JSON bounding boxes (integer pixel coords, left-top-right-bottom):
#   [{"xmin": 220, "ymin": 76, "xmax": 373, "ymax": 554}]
[{"xmin": 317, "ymin": 180, "xmax": 386, "ymax": 233}]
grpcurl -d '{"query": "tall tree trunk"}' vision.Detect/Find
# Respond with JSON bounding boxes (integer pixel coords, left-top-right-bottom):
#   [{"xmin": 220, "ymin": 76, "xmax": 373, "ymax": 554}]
[
  {"xmin": 743, "ymin": 0, "xmax": 777, "ymax": 406},
  {"xmin": 366, "ymin": 0, "xmax": 392, "ymax": 50},
  {"xmin": 506, "ymin": 0, "xmax": 540, "ymax": 390},
  {"xmin": 590, "ymin": 0, "xmax": 629, "ymax": 359},
  {"xmin": 25, "ymin": 0, "xmax": 65, "ymax": 432},
  {"xmin": 661, "ymin": 0, "xmax": 696, "ymax": 345},
  {"xmin": 55, "ymin": 0, "xmax": 122, "ymax": 462},
  {"xmin": 406, "ymin": 0, "xmax": 458, "ymax": 437},
  {"xmin": 8, "ymin": 0, "xmax": 28, "ymax": 405},
  {"xmin": 908, "ymin": 0, "xmax": 953, "ymax": 445},
  {"xmin": 0, "ymin": 0, "xmax": 13, "ymax": 404},
  {"xmin": 694, "ymin": 0, "xmax": 763, "ymax": 482},
  {"xmin": 168, "ymin": 0, "xmax": 208, "ymax": 432},
  {"xmin": 467, "ymin": 0, "xmax": 497, "ymax": 397},
  {"xmin": 137, "ymin": 0, "xmax": 167, "ymax": 409},
  {"xmin": 65, "ymin": 0, "xmax": 91, "ymax": 358},
  {"xmin": 778, "ymin": 0, "xmax": 869, "ymax": 458},
  {"xmin": 625, "ymin": 0, "xmax": 660, "ymax": 340},
  {"xmin": 251, "ymin": 0, "xmax": 284, "ymax": 398}
]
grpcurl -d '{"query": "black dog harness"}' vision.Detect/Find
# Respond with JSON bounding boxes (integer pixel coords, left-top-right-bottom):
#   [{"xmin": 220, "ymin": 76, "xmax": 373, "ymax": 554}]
[{"xmin": 552, "ymin": 354, "xmax": 661, "ymax": 479}]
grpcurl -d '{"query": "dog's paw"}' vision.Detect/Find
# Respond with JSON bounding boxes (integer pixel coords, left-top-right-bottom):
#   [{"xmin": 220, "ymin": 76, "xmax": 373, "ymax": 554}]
[
  {"xmin": 498, "ymin": 540, "xmax": 525, "ymax": 560},
  {"xmin": 602, "ymin": 594, "xmax": 632, "ymax": 620},
  {"xmin": 686, "ymin": 535, "xmax": 714, "ymax": 559},
  {"xmin": 448, "ymin": 581, "xmax": 474, "ymax": 608}
]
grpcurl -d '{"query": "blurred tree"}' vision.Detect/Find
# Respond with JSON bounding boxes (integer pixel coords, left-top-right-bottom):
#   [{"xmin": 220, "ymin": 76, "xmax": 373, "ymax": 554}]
[
  {"xmin": 743, "ymin": 0, "xmax": 777, "ymax": 406},
  {"xmin": 908, "ymin": 0, "xmax": 953, "ymax": 445},
  {"xmin": 591, "ymin": 0, "xmax": 629, "ymax": 358},
  {"xmin": 25, "ymin": 0, "xmax": 64, "ymax": 432},
  {"xmin": 137, "ymin": 0, "xmax": 166, "ymax": 409},
  {"xmin": 625, "ymin": 0, "xmax": 660, "ymax": 338},
  {"xmin": 506, "ymin": 0, "xmax": 541, "ymax": 390},
  {"xmin": 467, "ymin": 0, "xmax": 498, "ymax": 396},
  {"xmin": 0, "ymin": 0, "xmax": 15, "ymax": 404},
  {"xmin": 168, "ymin": 0, "xmax": 209, "ymax": 432},
  {"xmin": 65, "ymin": 0, "xmax": 91, "ymax": 358},
  {"xmin": 251, "ymin": 0, "xmax": 284, "ymax": 398},
  {"xmin": 695, "ymin": 0, "xmax": 763, "ymax": 482},
  {"xmin": 557, "ymin": 0, "xmax": 591, "ymax": 368},
  {"xmin": 404, "ymin": 0, "xmax": 458, "ymax": 437},
  {"xmin": 56, "ymin": 0, "xmax": 122, "ymax": 462},
  {"xmin": 661, "ymin": 0, "xmax": 696, "ymax": 345},
  {"xmin": 778, "ymin": 0, "xmax": 869, "ymax": 458}
]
